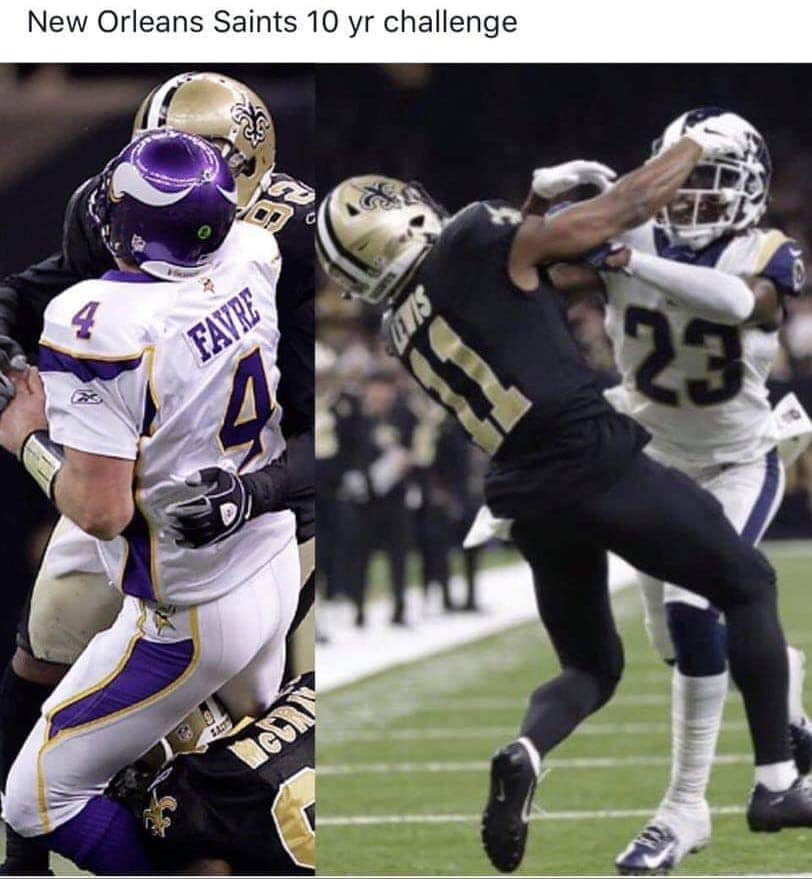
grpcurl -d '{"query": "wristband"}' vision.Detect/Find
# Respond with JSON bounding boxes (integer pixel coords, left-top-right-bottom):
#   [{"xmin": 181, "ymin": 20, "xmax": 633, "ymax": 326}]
[{"xmin": 21, "ymin": 430, "xmax": 64, "ymax": 500}]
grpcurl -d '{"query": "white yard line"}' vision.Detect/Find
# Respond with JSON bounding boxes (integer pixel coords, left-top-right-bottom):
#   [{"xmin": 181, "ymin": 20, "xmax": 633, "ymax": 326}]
[
  {"xmin": 319, "ymin": 752, "xmax": 752, "ymax": 776},
  {"xmin": 320, "ymin": 804, "xmax": 747, "ymax": 827},
  {"xmin": 319, "ymin": 720, "xmax": 749, "ymax": 744},
  {"xmin": 433, "ymin": 693, "xmax": 672, "ymax": 709}
]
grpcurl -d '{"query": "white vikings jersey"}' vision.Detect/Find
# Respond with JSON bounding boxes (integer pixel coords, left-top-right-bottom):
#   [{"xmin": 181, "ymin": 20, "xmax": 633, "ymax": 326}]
[
  {"xmin": 38, "ymin": 221, "xmax": 296, "ymax": 606},
  {"xmin": 603, "ymin": 221, "xmax": 804, "ymax": 467}
]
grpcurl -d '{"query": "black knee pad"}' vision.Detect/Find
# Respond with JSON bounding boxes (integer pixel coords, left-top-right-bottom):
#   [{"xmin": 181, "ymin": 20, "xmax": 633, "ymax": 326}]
[{"xmin": 666, "ymin": 601, "xmax": 727, "ymax": 677}]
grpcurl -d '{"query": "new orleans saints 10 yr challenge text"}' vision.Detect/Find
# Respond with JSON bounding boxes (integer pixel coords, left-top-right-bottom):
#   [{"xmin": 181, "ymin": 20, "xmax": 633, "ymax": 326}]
[{"xmin": 27, "ymin": 7, "xmax": 519, "ymax": 39}]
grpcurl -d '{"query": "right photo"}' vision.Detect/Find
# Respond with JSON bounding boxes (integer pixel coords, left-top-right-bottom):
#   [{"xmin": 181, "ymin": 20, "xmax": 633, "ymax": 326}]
[{"xmin": 315, "ymin": 65, "xmax": 812, "ymax": 876}]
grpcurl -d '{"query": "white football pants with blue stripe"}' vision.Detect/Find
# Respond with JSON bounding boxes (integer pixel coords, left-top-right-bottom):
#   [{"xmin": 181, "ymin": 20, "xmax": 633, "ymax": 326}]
[
  {"xmin": 640, "ymin": 447, "xmax": 785, "ymax": 661},
  {"xmin": 2, "ymin": 538, "xmax": 299, "ymax": 838}
]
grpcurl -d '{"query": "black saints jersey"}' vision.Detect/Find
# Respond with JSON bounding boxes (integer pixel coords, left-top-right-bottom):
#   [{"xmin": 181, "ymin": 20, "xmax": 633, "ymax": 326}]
[
  {"xmin": 385, "ymin": 200, "xmax": 647, "ymax": 518},
  {"xmin": 142, "ymin": 673, "xmax": 315, "ymax": 875}
]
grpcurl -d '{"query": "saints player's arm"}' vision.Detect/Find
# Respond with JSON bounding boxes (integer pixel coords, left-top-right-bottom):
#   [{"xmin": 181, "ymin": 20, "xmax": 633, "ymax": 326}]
[
  {"xmin": 509, "ymin": 137, "xmax": 704, "ymax": 288},
  {"xmin": 0, "ymin": 368, "xmax": 134, "ymax": 539},
  {"xmin": 0, "ymin": 176, "xmax": 109, "ymax": 371}
]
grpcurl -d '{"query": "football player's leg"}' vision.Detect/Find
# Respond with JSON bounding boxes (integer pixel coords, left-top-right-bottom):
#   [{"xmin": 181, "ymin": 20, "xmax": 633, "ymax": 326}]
[
  {"xmin": 1, "ymin": 518, "xmax": 122, "ymax": 874},
  {"xmin": 656, "ymin": 456, "xmax": 782, "ymax": 819},
  {"xmin": 699, "ymin": 453, "xmax": 811, "ymax": 772},
  {"xmin": 216, "ymin": 539, "xmax": 300, "ymax": 720},
  {"xmin": 513, "ymin": 522, "xmax": 623, "ymax": 757},
  {"xmin": 579, "ymin": 454, "xmax": 812, "ymax": 825},
  {"xmin": 3, "ymin": 559, "xmax": 293, "ymax": 874},
  {"xmin": 482, "ymin": 522, "xmax": 621, "ymax": 873},
  {"xmin": 618, "ymin": 580, "xmax": 724, "ymax": 874}
]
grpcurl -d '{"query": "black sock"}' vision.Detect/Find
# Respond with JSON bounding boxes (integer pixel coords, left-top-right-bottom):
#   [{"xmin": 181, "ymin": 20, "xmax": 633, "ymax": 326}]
[{"xmin": 0, "ymin": 664, "xmax": 54, "ymax": 871}]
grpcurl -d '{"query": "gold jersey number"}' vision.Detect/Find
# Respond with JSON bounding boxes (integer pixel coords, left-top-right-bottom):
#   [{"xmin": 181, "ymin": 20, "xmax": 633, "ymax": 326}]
[
  {"xmin": 244, "ymin": 180, "xmax": 315, "ymax": 235},
  {"xmin": 409, "ymin": 316, "xmax": 531, "ymax": 455},
  {"xmin": 271, "ymin": 767, "xmax": 315, "ymax": 870}
]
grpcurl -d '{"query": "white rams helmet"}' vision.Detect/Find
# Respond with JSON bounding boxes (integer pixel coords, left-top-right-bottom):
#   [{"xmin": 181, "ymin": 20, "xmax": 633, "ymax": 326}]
[
  {"xmin": 133, "ymin": 71, "xmax": 275, "ymax": 210},
  {"xmin": 654, "ymin": 108, "xmax": 771, "ymax": 250},
  {"xmin": 317, "ymin": 175, "xmax": 445, "ymax": 305}
]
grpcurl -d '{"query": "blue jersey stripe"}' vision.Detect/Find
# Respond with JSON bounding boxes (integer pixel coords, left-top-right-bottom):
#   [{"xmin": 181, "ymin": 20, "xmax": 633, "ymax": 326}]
[{"xmin": 742, "ymin": 448, "xmax": 781, "ymax": 545}]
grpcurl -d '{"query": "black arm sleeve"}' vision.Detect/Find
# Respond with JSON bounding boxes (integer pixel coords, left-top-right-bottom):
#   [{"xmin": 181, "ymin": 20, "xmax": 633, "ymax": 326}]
[{"xmin": 0, "ymin": 176, "xmax": 111, "ymax": 354}]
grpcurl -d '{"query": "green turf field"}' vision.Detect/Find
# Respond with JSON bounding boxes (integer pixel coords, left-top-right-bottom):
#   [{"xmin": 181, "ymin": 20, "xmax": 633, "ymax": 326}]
[{"xmin": 319, "ymin": 546, "xmax": 812, "ymax": 876}]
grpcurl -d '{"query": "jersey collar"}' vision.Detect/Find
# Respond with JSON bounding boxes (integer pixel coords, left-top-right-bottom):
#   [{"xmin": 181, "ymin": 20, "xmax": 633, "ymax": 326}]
[
  {"xmin": 653, "ymin": 227, "xmax": 735, "ymax": 268},
  {"xmin": 101, "ymin": 270, "xmax": 161, "ymax": 283}
]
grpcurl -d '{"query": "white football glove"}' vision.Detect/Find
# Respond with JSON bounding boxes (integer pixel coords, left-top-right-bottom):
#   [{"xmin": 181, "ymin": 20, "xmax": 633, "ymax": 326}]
[
  {"xmin": 683, "ymin": 113, "xmax": 749, "ymax": 161},
  {"xmin": 531, "ymin": 160, "xmax": 617, "ymax": 200}
]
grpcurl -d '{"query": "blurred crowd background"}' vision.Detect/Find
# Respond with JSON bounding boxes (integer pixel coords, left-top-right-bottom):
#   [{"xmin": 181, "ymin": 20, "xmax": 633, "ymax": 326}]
[
  {"xmin": 0, "ymin": 63, "xmax": 313, "ymax": 672},
  {"xmin": 317, "ymin": 64, "xmax": 812, "ymax": 633}
]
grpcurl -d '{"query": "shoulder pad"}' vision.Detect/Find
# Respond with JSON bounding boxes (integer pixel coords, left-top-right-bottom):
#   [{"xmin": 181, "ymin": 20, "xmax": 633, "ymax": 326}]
[
  {"xmin": 756, "ymin": 231, "xmax": 806, "ymax": 296},
  {"xmin": 41, "ymin": 278, "xmax": 154, "ymax": 361},
  {"xmin": 216, "ymin": 220, "xmax": 280, "ymax": 267}
]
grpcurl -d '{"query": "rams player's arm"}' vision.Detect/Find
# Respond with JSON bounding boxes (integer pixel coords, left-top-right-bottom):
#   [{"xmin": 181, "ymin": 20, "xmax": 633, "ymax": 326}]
[
  {"xmin": 53, "ymin": 447, "xmax": 134, "ymax": 540},
  {"xmin": 508, "ymin": 137, "xmax": 702, "ymax": 289}
]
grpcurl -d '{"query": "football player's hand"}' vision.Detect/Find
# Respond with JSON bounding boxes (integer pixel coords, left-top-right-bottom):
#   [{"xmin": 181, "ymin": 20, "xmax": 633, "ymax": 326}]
[
  {"xmin": 0, "ymin": 367, "xmax": 47, "ymax": 458},
  {"xmin": 583, "ymin": 241, "xmax": 631, "ymax": 271},
  {"xmin": 532, "ymin": 160, "xmax": 617, "ymax": 199},
  {"xmin": 166, "ymin": 467, "xmax": 253, "ymax": 548},
  {"xmin": 683, "ymin": 114, "xmax": 749, "ymax": 161}
]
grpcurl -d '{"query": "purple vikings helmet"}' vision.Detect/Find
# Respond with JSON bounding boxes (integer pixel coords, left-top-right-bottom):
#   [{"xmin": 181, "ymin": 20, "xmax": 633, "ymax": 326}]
[{"xmin": 98, "ymin": 129, "xmax": 238, "ymax": 280}]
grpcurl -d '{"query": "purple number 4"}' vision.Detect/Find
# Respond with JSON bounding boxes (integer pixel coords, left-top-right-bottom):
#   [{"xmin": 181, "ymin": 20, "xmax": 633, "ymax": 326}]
[
  {"xmin": 72, "ymin": 301, "xmax": 101, "ymax": 340},
  {"xmin": 220, "ymin": 348, "xmax": 274, "ymax": 469}
]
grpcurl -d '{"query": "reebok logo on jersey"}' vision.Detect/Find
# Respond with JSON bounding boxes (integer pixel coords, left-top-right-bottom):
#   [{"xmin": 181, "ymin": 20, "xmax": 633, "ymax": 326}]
[
  {"xmin": 70, "ymin": 388, "xmax": 102, "ymax": 405},
  {"xmin": 184, "ymin": 287, "xmax": 262, "ymax": 366}
]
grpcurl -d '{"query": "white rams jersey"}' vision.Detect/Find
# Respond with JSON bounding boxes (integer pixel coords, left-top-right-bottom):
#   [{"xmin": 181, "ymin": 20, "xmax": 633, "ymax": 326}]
[
  {"xmin": 603, "ymin": 221, "xmax": 804, "ymax": 467},
  {"xmin": 38, "ymin": 221, "xmax": 295, "ymax": 606}
]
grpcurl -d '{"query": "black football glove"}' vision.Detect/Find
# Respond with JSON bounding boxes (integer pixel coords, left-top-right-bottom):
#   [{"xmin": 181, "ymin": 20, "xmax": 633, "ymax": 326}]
[
  {"xmin": 166, "ymin": 467, "xmax": 253, "ymax": 548},
  {"xmin": 0, "ymin": 335, "xmax": 27, "ymax": 415}
]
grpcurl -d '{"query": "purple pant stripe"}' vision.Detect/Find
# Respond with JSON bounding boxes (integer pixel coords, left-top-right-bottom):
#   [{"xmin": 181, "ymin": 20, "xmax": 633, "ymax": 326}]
[
  {"xmin": 49, "ymin": 637, "xmax": 194, "ymax": 739},
  {"xmin": 122, "ymin": 508, "xmax": 155, "ymax": 600}
]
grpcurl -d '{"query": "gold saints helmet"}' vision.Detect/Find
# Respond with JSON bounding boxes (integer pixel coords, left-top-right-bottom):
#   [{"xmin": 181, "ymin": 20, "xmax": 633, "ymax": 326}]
[
  {"xmin": 133, "ymin": 71, "xmax": 275, "ymax": 210},
  {"xmin": 317, "ymin": 175, "xmax": 445, "ymax": 306}
]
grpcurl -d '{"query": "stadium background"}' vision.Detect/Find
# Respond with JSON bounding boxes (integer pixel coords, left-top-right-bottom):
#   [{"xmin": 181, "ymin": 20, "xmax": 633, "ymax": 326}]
[
  {"xmin": 0, "ymin": 62, "xmax": 314, "ymax": 677},
  {"xmin": 317, "ymin": 63, "xmax": 812, "ymax": 631}
]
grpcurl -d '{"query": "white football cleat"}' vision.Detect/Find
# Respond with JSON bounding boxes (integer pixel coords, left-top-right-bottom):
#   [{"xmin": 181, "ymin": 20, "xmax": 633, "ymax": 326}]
[{"xmin": 616, "ymin": 800, "xmax": 711, "ymax": 875}]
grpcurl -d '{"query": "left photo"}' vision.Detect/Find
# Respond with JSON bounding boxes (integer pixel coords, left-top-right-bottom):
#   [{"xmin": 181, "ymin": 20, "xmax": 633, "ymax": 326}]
[{"xmin": 0, "ymin": 65, "xmax": 314, "ymax": 876}]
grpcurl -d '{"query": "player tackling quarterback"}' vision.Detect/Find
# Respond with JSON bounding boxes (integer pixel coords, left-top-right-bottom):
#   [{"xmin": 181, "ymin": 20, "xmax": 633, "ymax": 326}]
[
  {"xmin": 0, "ymin": 129, "xmax": 299, "ymax": 874},
  {"xmin": 0, "ymin": 71, "xmax": 314, "ymax": 875},
  {"xmin": 317, "ymin": 112, "xmax": 812, "ymax": 873}
]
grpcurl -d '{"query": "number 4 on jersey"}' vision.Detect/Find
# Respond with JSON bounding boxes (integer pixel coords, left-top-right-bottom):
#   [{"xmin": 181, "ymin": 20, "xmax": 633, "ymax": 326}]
[
  {"xmin": 72, "ymin": 301, "xmax": 101, "ymax": 339},
  {"xmin": 219, "ymin": 347, "xmax": 275, "ymax": 470}
]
